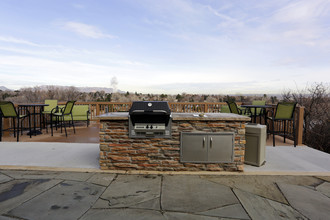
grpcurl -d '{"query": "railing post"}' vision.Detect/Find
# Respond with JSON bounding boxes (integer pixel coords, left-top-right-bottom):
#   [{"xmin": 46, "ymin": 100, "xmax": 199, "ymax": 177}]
[
  {"xmin": 204, "ymin": 103, "xmax": 208, "ymax": 113},
  {"xmin": 296, "ymin": 106, "xmax": 304, "ymax": 146},
  {"xmin": 96, "ymin": 103, "xmax": 100, "ymax": 116}
]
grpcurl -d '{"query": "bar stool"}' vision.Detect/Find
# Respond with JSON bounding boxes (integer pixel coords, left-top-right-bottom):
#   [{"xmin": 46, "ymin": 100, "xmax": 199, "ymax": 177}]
[{"xmin": 0, "ymin": 101, "xmax": 31, "ymax": 142}]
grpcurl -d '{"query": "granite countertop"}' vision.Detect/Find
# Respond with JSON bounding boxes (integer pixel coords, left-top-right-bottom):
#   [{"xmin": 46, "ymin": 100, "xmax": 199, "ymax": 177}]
[
  {"xmin": 172, "ymin": 113, "xmax": 250, "ymax": 121},
  {"xmin": 97, "ymin": 112, "xmax": 129, "ymax": 120},
  {"xmin": 97, "ymin": 112, "xmax": 250, "ymax": 121}
]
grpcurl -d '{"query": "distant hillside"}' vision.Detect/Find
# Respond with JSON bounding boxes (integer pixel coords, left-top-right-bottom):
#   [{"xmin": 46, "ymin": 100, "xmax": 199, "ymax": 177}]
[{"xmin": 0, "ymin": 86, "xmax": 11, "ymax": 91}]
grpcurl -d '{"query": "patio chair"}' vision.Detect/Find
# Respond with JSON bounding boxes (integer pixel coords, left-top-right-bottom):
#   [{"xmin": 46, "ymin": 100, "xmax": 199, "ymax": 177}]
[
  {"xmin": 220, "ymin": 105, "xmax": 230, "ymax": 113},
  {"xmin": 0, "ymin": 101, "xmax": 31, "ymax": 142},
  {"xmin": 42, "ymin": 99, "xmax": 58, "ymax": 131},
  {"xmin": 51, "ymin": 101, "xmax": 76, "ymax": 137},
  {"xmin": 226, "ymin": 101, "xmax": 251, "ymax": 116},
  {"xmin": 251, "ymin": 100, "xmax": 266, "ymax": 123},
  {"xmin": 267, "ymin": 102, "xmax": 297, "ymax": 147}
]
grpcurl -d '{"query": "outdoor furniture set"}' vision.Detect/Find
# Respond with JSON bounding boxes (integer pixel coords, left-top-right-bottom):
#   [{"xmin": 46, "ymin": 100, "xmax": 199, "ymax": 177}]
[
  {"xmin": 43, "ymin": 100, "xmax": 91, "ymax": 137},
  {"xmin": 226, "ymin": 100, "xmax": 297, "ymax": 147},
  {"xmin": 0, "ymin": 100, "xmax": 90, "ymax": 141}
]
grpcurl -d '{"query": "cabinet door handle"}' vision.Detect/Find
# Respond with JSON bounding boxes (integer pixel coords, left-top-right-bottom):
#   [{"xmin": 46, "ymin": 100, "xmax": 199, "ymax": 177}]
[
  {"xmin": 210, "ymin": 137, "xmax": 213, "ymax": 148},
  {"xmin": 203, "ymin": 137, "xmax": 206, "ymax": 148}
]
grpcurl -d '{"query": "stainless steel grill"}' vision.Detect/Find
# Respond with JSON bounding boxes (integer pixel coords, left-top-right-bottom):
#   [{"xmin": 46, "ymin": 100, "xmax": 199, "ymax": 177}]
[{"xmin": 129, "ymin": 101, "xmax": 171, "ymax": 138}]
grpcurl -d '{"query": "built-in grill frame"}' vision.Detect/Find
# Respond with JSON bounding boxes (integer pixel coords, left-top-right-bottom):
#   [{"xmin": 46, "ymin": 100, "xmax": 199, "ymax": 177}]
[{"xmin": 128, "ymin": 101, "xmax": 172, "ymax": 138}]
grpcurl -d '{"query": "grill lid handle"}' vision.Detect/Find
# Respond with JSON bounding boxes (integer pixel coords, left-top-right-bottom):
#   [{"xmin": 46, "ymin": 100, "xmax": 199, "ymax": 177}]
[
  {"xmin": 152, "ymin": 110, "xmax": 168, "ymax": 113},
  {"xmin": 131, "ymin": 110, "xmax": 168, "ymax": 113},
  {"xmin": 131, "ymin": 110, "xmax": 144, "ymax": 113}
]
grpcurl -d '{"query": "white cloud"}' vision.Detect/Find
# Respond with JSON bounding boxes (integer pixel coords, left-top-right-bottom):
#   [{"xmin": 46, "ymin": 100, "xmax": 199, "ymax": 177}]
[
  {"xmin": 63, "ymin": 21, "xmax": 116, "ymax": 39},
  {"xmin": 205, "ymin": 5, "xmax": 236, "ymax": 23},
  {"xmin": 0, "ymin": 36, "xmax": 40, "ymax": 47},
  {"xmin": 266, "ymin": 0, "xmax": 330, "ymax": 46},
  {"xmin": 273, "ymin": 0, "xmax": 330, "ymax": 23}
]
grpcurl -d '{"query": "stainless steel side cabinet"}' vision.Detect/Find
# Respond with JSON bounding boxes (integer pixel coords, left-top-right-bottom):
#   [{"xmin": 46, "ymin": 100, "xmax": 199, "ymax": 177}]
[{"xmin": 180, "ymin": 132, "xmax": 234, "ymax": 163}]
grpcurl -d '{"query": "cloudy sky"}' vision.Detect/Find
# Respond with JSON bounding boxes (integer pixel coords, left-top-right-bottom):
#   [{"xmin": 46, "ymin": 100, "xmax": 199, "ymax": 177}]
[{"xmin": 0, "ymin": 0, "xmax": 329, "ymax": 94}]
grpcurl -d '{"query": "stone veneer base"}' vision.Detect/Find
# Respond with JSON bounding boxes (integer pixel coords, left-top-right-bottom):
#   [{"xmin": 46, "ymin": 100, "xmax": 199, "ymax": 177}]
[{"xmin": 99, "ymin": 118, "xmax": 246, "ymax": 172}]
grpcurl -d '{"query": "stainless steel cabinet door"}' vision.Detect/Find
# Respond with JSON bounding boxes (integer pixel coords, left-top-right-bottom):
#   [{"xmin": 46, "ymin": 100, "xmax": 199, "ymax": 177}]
[
  {"xmin": 181, "ymin": 133, "xmax": 208, "ymax": 162},
  {"xmin": 208, "ymin": 134, "xmax": 234, "ymax": 163}
]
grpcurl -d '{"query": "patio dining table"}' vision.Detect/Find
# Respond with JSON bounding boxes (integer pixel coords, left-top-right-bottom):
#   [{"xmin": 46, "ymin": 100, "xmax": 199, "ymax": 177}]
[
  {"xmin": 241, "ymin": 104, "xmax": 273, "ymax": 123},
  {"xmin": 18, "ymin": 103, "xmax": 49, "ymax": 135}
]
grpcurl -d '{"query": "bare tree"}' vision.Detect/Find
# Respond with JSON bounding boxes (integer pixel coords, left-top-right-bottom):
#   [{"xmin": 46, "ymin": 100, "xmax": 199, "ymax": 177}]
[
  {"xmin": 63, "ymin": 86, "xmax": 80, "ymax": 101},
  {"xmin": 282, "ymin": 83, "xmax": 330, "ymax": 153}
]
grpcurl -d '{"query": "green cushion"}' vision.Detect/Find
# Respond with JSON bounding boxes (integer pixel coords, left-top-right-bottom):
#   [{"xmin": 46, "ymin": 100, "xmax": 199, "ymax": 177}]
[
  {"xmin": 227, "ymin": 102, "xmax": 240, "ymax": 114},
  {"xmin": 251, "ymin": 100, "xmax": 266, "ymax": 115},
  {"xmin": 43, "ymin": 100, "xmax": 58, "ymax": 112},
  {"xmin": 275, "ymin": 102, "xmax": 296, "ymax": 119},
  {"xmin": 220, "ymin": 105, "xmax": 230, "ymax": 113},
  {"xmin": 0, "ymin": 102, "xmax": 17, "ymax": 117},
  {"xmin": 63, "ymin": 101, "xmax": 75, "ymax": 114},
  {"xmin": 63, "ymin": 105, "xmax": 90, "ymax": 121}
]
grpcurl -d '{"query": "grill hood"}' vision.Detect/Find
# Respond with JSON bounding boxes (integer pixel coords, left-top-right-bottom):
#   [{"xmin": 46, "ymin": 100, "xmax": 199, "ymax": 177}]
[{"xmin": 128, "ymin": 101, "xmax": 172, "ymax": 138}]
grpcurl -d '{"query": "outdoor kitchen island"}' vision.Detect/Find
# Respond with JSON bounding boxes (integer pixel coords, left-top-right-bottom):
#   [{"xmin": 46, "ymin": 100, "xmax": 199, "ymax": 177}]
[{"xmin": 98, "ymin": 111, "xmax": 251, "ymax": 172}]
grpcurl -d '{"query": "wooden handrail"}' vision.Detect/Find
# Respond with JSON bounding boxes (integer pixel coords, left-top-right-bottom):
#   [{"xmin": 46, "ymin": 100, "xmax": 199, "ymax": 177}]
[{"xmin": 1, "ymin": 101, "xmax": 304, "ymax": 145}]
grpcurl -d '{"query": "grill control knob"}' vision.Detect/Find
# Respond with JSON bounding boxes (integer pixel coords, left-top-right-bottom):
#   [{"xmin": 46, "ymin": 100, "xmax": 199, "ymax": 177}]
[
  {"xmin": 150, "ymin": 125, "xmax": 153, "ymax": 129},
  {"xmin": 146, "ymin": 125, "xmax": 149, "ymax": 129}
]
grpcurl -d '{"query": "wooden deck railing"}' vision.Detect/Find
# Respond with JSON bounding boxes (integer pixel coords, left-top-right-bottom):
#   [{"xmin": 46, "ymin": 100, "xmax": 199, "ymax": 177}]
[{"xmin": 1, "ymin": 101, "xmax": 304, "ymax": 145}]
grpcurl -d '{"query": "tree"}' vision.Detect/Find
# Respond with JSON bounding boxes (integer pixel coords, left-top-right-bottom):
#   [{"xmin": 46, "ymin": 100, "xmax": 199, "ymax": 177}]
[
  {"xmin": 282, "ymin": 83, "xmax": 329, "ymax": 153},
  {"xmin": 270, "ymin": 96, "xmax": 278, "ymax": 104},
  {"xmin": 160, "ymin": 94, "xmax": 167, "ymax": 100},
  {"xmin": 225, "ymin": 95, "xmax": 236, "ymax": 102},
  {"xmin": 176, "ymin": 94, "xmax": 183, "ymax": 102}
]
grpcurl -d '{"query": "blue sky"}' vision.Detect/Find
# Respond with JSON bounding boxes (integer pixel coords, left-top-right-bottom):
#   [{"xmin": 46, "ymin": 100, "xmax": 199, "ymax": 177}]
[{"xmin": 0, "ymin": 0, "xmax": 329, "ymax": 94}]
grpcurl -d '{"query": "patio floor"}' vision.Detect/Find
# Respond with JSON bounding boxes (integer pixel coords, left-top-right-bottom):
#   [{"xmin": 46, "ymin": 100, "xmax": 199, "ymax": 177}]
[{"xmin": 0, "ymin": 123, "xmax": 329, "ymax": 175}]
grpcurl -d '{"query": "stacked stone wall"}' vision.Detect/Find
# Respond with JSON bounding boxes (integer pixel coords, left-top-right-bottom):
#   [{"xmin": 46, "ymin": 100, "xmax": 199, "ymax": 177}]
[{"xmin": 99, "ymin": 120, "xmax": 245, "ymax": 171}]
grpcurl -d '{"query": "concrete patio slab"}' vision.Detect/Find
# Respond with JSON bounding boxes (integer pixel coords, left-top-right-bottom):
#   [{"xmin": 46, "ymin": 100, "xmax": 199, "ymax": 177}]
[
  {"xmin": 1, "ymin": 123, "xmax": 328, "ymax": 175},
  {"xmin": 0, "ymin": 142, "xmax": 99, "ymax": 169},
  {"xmin": 277, "ymin": 183, "xmax": 330, "ymax": 220},
  {"xmin": 1, "ymin": 141, "xmax": 330, "ymax": 175},
  {"xmin": 8, "ymin": 180, "xmax": 105, "ymax": 220},
  {"xmin": 245, "ymin": 145, "xmax": 330, "ymax": 173}
]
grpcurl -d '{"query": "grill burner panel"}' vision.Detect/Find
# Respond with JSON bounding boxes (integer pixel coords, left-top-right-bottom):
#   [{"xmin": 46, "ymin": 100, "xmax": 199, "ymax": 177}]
[
  {"xmin": 134, "ymin": 123, "xmax": 166, "ymax": 131},
  {"xmin": 129, "ymin": 101, "xmax": 172, "ymax": 138}
]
